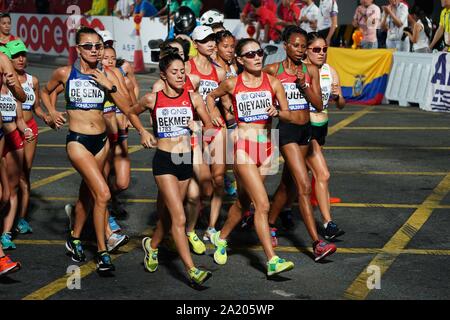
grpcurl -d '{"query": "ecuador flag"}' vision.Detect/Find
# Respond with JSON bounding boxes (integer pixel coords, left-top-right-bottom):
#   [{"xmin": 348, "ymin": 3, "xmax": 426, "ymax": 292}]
[{"xmin": 327, "ymin": 48, "xmax": 394, "ymax": 105}]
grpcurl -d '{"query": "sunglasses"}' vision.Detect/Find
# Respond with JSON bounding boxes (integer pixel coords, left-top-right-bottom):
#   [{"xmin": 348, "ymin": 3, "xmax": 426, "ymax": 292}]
[
  {"xmin": 78, "ymin": 43, "xmax": 103, "ymax": 51},
  {"xmin": 240, "ymin": 48, "xmax": 264, "ymax": 59},
  {"xmin": 308, "ymin": 47, "xmax": 328, "ymax": 54}
]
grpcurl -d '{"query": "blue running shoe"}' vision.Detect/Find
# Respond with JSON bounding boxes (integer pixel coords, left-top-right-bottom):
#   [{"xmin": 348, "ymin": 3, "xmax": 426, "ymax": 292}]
[
  {"xmin": 108, "ymin": 216, "xmax": 122, "ymax": 233},
  {"xmin": 1, "ymin": 233, "xmax": 16, "ymax": 250},
  {"xmin": 96, "ymin": 252, "xmax": 115, "ymax": 273},
  {"xmin": 16, "ymin": 218, "xmax": 33, "ymax": 234}
]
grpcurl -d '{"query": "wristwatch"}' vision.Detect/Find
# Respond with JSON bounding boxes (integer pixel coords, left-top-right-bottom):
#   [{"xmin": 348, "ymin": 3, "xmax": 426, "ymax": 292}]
[{"xmin": 108, "ymin": 85, "xmax": 117, "ymax": 93}]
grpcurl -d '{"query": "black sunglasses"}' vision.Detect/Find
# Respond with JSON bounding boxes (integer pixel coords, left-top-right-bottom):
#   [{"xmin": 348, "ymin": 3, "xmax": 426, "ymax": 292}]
[
  {"xmin": 78, "ymin": 43, "xmax": 103, "ymax": 51},
  {"xmin": 308, "ymin": 46, "xmax": 328, "ymax": 54},
  {"xmin": 240, "ymin": 48, "xmax": 264, "ymax": 59}
]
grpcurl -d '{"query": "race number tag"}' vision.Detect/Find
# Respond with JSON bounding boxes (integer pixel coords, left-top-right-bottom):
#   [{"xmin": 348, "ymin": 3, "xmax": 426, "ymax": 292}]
[
  {"xmin": 156, "ymin": 106, "xmax": 193, "ymax": 138},
  {"xmin": 68, "ymin": 79, "xmax": 105, "ymax": 109},
  {"xmin": 22, "ymin": 84, "xmax": 35, "ymax": 111},
  {"xmin": 199, "ymin": 79, "xmax": 219, "ymax": 101},
  {"xmin": 236, "ymin": 91, "xmax": 272, "ymax": 123},
  {"xmin": 0, "ymin": 93, "xmax": 17, "ymax": 120},
  {"xmin": 282, "ymin": 83, "xmax": 309, "ymax": 111}
]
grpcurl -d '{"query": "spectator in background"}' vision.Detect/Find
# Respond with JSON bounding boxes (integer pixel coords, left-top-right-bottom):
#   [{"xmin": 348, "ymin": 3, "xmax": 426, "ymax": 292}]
[
  {"xmin": 35, "ymin": 0, "xmax": 50, "ymax": 14},
  {"xmin": 114, "ymin": 0, "xmax": 135, "ymax": 19},
  {"xmin": 134, "ymin": 0, "xmax": 158, "ymax": 17},
  {"xmin": 300, "ymin": 0, "xmax": 320, "ymax": 33},
  {"xmin": 181, "ymin": 0, "xmax": 202, "ymax": 18},
  {"xmin": 430, "ymin": 0, "xmax": 450, "ymax": 51},
  {"xmin": 0, "ymin": 13, "xmax": 17, "ymax": 46},
  {"xmin": 241, "ymin": 0, "xmax": 277, "ymax": 24},
  {"xmin": 381, "ymin": 0, "xmax": 409, "ymax": 52},
  {"xmin": 318, "ymin": 0, "xmax": 339, "ymax": 46},
  {"xmin": 224, "ymin": 0, "xmax": 241, "ymax": 19},
  {"xmin": 353, "ymin": 0, "xmax": 380, "ymax": 49},
  {"xmin": 404, "ymin": 6, "xmax": 431, "ymax": 53},
  {"xmin": 85, "ymin": 0, "xmax": 109, "ymax": 16},
  {"xmin": 277, "ymin": 0, "xmax": 301, "ymax": 26}
]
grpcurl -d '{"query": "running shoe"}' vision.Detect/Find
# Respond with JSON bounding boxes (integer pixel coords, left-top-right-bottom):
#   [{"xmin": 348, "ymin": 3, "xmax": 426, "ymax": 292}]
[
  {"xmin": 0, "ymin": 255, "xmax": 21, "ymax": 276},
  {"xmin": 108, "ymin": 216, "xmax": 122, "ymax": 233},
  {"xmin": 1, "ymin": 233, "xmax": 16, "ymax": 250},
  {"xmin": 96, "ymin": 251, "xmax": 115, "ymax": 273},
  {"xmin": 313, "ymin": 240, "xmax": 337, "ymax": 262},
  {"xmin": 224, "ymin": 175, "xmax": 237, "ymax": 196},
  {"xmin": 279, "ymin": 209, "xmax": 295, "ymax": 230},
  {"xmin": 188, "ymin": 267, "xmax": 212, "ymax": 286},
  {"xmin": 203, "ymin": 227, "xmax": 217, "ymax": 242},
  {"xmin": 65, "ymin": 204, "xmax": 75, "ymax": 231},
  {"xmin": 270, "ymin": 227, "xmax": 278, "ymax": 248},
  {"xmin": 65, "ymin": 237, "xmax": 86, "ymax": 262},
  {"xmin": 211, "ymin": 231, "xmax": 227, "ymax": 265},
  {"xmin": 267, "ymin": 256, "xmax": 294, "ymax": 276},
  {"xmin": 16, "ymin": 218, "xmax": 33, "ymax": 234},
  {"xmin": 324, "ymin": 221, "xmax": 345, "ymax": 241},
  {"xmin": 241, "ymin": 210, "xmax": 254, "ymax": 229},
  {"xmin": 142, "ymin": 237, "xmax": 158, "ymax": 272},
  {"xmin": 107, "ymin": 233, "xmax": 129, "ymax": 253},
  {"xmin": 187, "ymin": 231, "xmax": 206, "ymax": 255}
]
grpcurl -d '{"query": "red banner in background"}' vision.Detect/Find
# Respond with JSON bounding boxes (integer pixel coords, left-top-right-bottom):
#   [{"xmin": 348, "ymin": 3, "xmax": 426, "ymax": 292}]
[{"xmin": 3, "ymin": 0, "xmax": 114, "ymax": 14}]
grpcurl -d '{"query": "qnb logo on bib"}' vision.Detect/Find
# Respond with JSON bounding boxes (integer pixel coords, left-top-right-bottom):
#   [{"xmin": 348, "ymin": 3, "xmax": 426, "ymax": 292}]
[
  {"xmin": 283, "ymin": 83, "xmax": 309, "ymax": 111},
  {"xmin": 199, "ymin": 80, "xmax": 219, "ymax": 100},
  {"xmin": 69, "ymin": 79, "xmax": 105, "ymax": 109},
  {"xmin": 236, "ymin": 91, "xmax": 272, "ymax": 123},
  {"xmin": 0, "ymin": 95, "xmax": 17, "ymax": 118},
  {"xmin": 156, "ymin": 106, "xmax": 193, "ymax": 138}
]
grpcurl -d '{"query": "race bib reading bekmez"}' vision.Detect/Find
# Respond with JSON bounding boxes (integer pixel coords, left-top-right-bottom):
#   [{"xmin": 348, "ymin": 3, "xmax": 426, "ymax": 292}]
[{"xmin": 156, "ymin": 106, "xmax": 193, "ymax": 138}]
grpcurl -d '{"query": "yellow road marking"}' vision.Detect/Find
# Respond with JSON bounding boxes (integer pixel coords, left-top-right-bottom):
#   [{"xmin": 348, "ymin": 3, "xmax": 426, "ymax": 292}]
[
  {"xmin": 14, "ymin": 240, "xmax": 66, "ymax": 245},
  {"xmin": 31, "ymin": 169, "xmax": 76, "ymax": 190},
  {"xmin": 344, "ymin": 173, "xmax": 450, "ymax": 300},
  {"xmin": 22, "ymin": 228, "xmax": 152, "ymax": 300},
  {"xmin": 328, "ymin": 107, "xmax": 375, "ymax": 136}
]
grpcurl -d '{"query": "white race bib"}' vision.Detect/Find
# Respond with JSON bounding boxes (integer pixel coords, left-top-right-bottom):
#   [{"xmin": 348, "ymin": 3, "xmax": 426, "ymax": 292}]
[
  {"xmin": 0, "ymin": 94, "xmax": 17, "ymax": 118},
  {"xmin": 22, "ymin": 84, "xmax": 35, "ymax": 111},
  {"xmin": 68, "ymin": 79, "xmax": 105, "ymax": 108},
  {"xmin": 199, "ymin": 79, "xmax": 219, "ymax": 101},
  {"xmin": 282, "ymin": 83, "xmax": 309, "ymax": 111},
  {"xmin": 236, "ymin": 91, "xmax": 272, "ymax": 123},
  {"xmin": 156, "ymin": 106, "xmax": 193, "ymax": 138}
]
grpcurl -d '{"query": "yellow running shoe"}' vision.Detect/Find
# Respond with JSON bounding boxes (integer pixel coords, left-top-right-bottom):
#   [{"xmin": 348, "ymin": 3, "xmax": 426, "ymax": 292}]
[
  {"xmin": 188, "ymin": 267, "xmax": 212, "ymax": 285},
  {"xmin": 142, "ymin": 237, "xmax": 158, "ymax": 272},
  {"xmin": 267, "ymin": 256, "xmax": 294, "ymax": 276},
  {"xmin": 211, "ymin": 231, "xmax": 228, "ymax": 265},
  {"xmin": 187, "ymin": 231, "xmax": 206, "ymax": 255}
]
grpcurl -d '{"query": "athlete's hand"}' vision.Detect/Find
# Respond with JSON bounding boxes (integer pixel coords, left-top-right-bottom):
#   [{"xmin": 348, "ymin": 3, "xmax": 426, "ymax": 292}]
[
  {"xmin": 5, "ymin": 73, "xmax": 17, "ymax": 87},
  {"xmin": 188, "ymin": 120, "xmax": 202, "ymax": 133},
  {"xmin": 266, "ymin": 104, "xmax": 279, "ymax": 117},
  {"xmin": 296, "ymin": 68, "xmax": 306, "ymax": 88},
  {"xmin": 91, "ymin": 69, "xmax": 114, "ymax": 90},
  {"xmin": 210, "ymin": 110, "xmax": 225, "ymax": 128},
  {"xmin": 50, "ymin": 111, "xmax": 67, "ymax": 129},
  {"xmin": 140, "ymin": 130, "xmax": 157, "ymax": 148},
  {"xmin": 23, "ymin": 128, "xmax": 35, "ymax": 142}
]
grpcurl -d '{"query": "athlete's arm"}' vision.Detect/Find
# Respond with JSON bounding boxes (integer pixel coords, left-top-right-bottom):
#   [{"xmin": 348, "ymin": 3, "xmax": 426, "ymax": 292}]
[
  {"xmin": 111, "ymin": 67, "xmax": 131, "ymax": 101},
  {"xmin": 129, "ymin": 93, "xmax": 157, "ymax": 148},
  {"xmin": 31, "ymin": 76, "xmax": 49, "ymax": 123},
  {"xmin": 330, "ymin": 66, "xmax": 345, "ymax": 109},
  {"xmin": 206, "ymin": 78, "xmax": 235, "ymax": 127},
  {"xmin": 430, "ymin": 26, "xmax": 443, "ymax": 50},
  {"xmin": 304, "ymin": 63, "xmax": 323, "ymax": 111},
  {"xmin": 41, "ymin": 67, "xmax": 70, "ymax": 129},
  {"xmin": 15, "ymin": 100, "xmax": 34, "ymax": 142},
  {"xmin": 122, "ymin": 61, "xmax": 139, "ymax": 99},
  {"xmin": 191, "ymin": 92, "xmax": 213, "ymax": 130},
  {"xmin": 1, "ymin": 54, "xmax": 26, "ymax": 102},
  {"xmin": 267, "ymin": 76, "xmax": 291, "ymax": 122}
]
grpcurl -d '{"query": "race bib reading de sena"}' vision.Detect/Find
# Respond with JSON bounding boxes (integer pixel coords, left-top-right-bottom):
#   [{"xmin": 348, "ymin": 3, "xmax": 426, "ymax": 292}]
[{"xmin": 69, "ymin": 79, "xmax": 105, "ymax": 108}]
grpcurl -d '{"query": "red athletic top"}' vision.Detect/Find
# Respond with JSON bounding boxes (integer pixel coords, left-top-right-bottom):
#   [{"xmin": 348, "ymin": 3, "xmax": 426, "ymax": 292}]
[
  {"xmin": 188, "ymin": 59, "xmax": 219, "ymax": 101},
  {"xmin": 185, "ymin": 75, "xmax": 195, "ymax": 92},
  {"xmin": 276, "ymin": 62, "xmax": 311, "ymax": 111},
  {"xmin": 151, "ymin": 89, "xmax": 195, "ymax": 139},
  {"xmin": 232, "ymin": 72, "xmax": 275, "ymax": 125}
]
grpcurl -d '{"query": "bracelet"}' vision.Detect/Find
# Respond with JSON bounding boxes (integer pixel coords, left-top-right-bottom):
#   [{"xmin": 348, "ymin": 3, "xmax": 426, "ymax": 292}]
[{"xmin": 24, "ymin": 128, "xmax": 32, "ymax": 133}]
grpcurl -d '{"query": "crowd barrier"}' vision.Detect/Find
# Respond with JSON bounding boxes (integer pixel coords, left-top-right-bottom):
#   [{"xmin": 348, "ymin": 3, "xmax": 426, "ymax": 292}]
[{"xmin": 385, "ymin": 51, "xmax": 434, "ymax": 109}]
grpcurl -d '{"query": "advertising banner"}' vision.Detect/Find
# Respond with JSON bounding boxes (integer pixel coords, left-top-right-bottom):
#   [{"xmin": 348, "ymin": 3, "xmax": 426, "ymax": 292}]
[{"xmin": 427, "ymin": 52, "xmax": 450, "ymax": 113}]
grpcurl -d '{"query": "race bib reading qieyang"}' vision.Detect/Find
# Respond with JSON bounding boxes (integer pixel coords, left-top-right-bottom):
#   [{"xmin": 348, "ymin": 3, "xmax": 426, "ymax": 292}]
[
  {"xmin": 156, "ymin": 106, "xmax": 193, "ymax": 138},
  {"xmin": 236, "ymin": 91, "xmax": 272, "ymax": 123}
]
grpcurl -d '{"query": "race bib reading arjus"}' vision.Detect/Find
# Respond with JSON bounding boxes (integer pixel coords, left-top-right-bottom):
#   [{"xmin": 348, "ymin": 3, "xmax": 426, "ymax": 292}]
[
  {"xmin": 282, "ymin": 83, "xmax": 309, "ymax": 111},
  {"xmin": 156, "ymin": 107, "xmax": 193, "ymax": 138},
  {"xmin": 236, "ymin": 91, "xmax": 272, "ymax": 123},
  {"xmin": 0, "ymin": 93, "xmax": 17, "ymax": 122},
  {"xmin": 68, "ymin": 79, "xmax": 105, "ymax": 109}
]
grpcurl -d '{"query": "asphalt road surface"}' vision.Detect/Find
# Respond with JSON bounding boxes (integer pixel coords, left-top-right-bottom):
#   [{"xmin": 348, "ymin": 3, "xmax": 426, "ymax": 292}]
[{"xmin": 1, "ymin": 61, "xmax": 450, "ymax": 301}]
